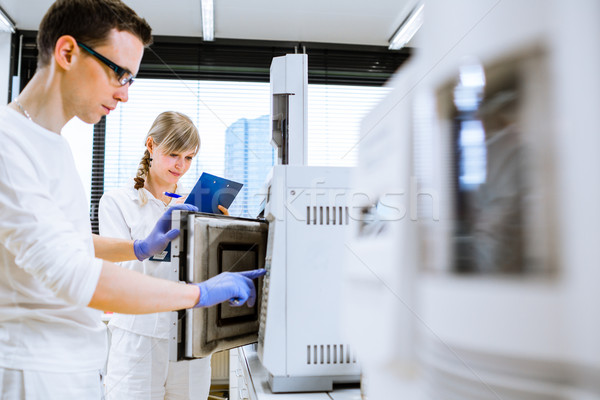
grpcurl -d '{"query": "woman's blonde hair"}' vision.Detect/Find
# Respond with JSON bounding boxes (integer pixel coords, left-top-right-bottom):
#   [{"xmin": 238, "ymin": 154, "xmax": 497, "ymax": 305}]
[{"xmin": 134, "ymin": 111, "xmax": 200, "ymax": 204}]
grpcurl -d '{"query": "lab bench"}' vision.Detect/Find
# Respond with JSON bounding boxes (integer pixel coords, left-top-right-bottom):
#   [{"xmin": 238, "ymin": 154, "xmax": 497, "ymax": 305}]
[{"xmin": 229, "ymin": 345, "xmax": 362, "ymax": 400}]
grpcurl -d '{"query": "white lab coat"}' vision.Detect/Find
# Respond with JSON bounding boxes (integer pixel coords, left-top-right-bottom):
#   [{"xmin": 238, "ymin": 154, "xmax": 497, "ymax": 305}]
[
  {"xmin": 99, "ymin": 184, "xmax": 211, "ymax": 400},
  {"xmin": 0, "ymin": 106, "xmax": 107, "ymax": 398}
]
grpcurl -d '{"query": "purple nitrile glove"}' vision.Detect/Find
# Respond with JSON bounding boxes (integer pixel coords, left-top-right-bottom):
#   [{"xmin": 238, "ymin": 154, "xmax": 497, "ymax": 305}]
[
  {"xmin": 133, "ymin": 204, "xmax": 198, "ymax": 261},
  {"xmin": 193, "ymin": 269, "xmax": 267, "ymax": 308}
]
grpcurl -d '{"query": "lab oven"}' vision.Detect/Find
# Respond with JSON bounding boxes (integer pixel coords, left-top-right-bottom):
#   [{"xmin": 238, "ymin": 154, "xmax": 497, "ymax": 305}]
[{"xmin": 169, "ymin": 212, "xmax": 267, "ymax": 360}]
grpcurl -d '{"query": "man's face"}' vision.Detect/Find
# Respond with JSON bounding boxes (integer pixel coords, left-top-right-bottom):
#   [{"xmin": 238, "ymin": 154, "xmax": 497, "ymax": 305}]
[{"xmin": 66, "ymin": 29, "xmax": 145, "ymax": 124}]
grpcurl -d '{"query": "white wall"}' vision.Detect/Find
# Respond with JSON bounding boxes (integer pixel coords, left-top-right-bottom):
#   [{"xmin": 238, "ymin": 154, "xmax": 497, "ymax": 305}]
[{"xmin": 0, "ymin": 32, "xmax": 11, "ymax": 105}]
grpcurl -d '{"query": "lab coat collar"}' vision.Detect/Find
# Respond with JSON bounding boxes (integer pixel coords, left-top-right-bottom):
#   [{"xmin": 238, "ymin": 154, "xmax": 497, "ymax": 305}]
[{"xmin": 124, "ymin": 180, "xmax": 186, "ymax": 206}]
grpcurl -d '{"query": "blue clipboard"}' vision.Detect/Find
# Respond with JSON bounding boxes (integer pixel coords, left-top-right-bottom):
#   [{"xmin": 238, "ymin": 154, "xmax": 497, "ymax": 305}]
[{"xmin": 184, "ymin": 172, "xmax": 243, "ymax": 214}]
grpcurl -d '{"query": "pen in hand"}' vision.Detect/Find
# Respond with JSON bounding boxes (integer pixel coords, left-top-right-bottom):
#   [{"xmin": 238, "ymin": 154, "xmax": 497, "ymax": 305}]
[{"xmin": 164, "ymin": 192, "xmax": 182, "ymax": 199}]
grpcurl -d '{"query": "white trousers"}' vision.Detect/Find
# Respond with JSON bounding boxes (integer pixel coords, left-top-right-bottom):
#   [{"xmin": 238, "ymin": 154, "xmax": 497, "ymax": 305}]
[
  {"xmin": 0, "ymin": 367, "xmax": 104, "ymax": 399},
  {"xmin": 105, "ymin": 327, "xmax": 211, "ymax": 400}
]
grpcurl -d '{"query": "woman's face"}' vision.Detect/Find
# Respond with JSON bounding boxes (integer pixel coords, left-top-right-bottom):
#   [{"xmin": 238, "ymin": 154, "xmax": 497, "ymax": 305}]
[{"xmin": 149, "ymin": 144, "xmax": 196, "ymax": 186}]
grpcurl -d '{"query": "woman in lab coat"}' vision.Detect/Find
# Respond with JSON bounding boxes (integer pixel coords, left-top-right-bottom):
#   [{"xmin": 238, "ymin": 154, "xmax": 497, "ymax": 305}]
[{"xmin": 99, "ymin": 111, "xmax": 217, "ymax": 399}]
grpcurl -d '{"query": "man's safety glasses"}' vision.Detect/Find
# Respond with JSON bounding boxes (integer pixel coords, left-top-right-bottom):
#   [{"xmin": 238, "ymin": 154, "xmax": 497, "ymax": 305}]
[{"xmin": 77, "ymin": 41, "xmax": 135, "ymax": 86}]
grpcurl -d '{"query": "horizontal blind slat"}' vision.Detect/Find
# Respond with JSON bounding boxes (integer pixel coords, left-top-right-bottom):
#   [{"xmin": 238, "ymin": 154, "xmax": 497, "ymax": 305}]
[{"xmin": 101, "ymin": 78, "xmax": 389, "ymax": 217}]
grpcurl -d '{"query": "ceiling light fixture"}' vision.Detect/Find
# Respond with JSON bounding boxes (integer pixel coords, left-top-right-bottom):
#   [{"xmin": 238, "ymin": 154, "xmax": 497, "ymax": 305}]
[
  {"xmin": 0, "ymin": 6, "xmax": 15, "ymax": 33},
  {"xmin": 388, "ymin": 3, "xmax": 424, "ymax": 50},
  {"xmin": 200, "ymin": 0, "xmax": 214, "ymax": 41}
]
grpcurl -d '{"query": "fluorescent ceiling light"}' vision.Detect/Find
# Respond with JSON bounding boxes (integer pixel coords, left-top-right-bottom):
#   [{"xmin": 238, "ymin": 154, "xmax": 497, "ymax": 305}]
[
  {"xmin": 388, "ymin": 4, "xmax": 424, "ymax": 50},
  {"xmin": 201, "ymin": 0, "xmax": 214, "ymax": 41},
  {"xmin": 0, "ymin": 6, "xmax": 15, "ymax": 33}
]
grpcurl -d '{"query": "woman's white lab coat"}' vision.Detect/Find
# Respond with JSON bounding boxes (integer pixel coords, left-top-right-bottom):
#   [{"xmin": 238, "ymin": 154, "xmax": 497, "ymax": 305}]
[{"xmin": 99, "ymin": 183, "xmax": 211, "ymax": 399}]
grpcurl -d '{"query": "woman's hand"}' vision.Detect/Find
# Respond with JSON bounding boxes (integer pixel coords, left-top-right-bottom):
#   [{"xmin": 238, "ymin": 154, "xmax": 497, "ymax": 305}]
[
  {"xmin": 133, "ymin": 204, "xmax": 198, "ymax": 260},
  {"xmin": 218, "ymin": 205, "xmax": 229, "ymax": 215}
]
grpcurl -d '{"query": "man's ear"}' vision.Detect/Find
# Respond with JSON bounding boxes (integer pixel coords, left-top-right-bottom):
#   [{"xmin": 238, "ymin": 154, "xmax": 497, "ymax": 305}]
[{"xmin": 53, "ymin": 35, "xmax": 78, "ymax": 71}]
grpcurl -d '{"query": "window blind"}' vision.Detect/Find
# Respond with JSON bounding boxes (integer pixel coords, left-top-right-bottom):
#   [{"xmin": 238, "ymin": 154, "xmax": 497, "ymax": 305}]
[
  {"xmin": 308, "ymin": 84, "xmax": 389, "ymax": 166},
  {"xmin": 103, "ymin": 79, "xmax": 390, "ymax": 220},
  {"xmin": 104, "ymin": 79, "xmax": 271, "ymax": 218}
]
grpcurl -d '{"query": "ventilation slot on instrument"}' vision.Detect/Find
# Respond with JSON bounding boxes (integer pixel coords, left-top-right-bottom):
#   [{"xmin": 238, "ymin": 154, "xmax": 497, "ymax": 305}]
[
  {"xmin": 306, "ymin": 206, "xmax": 351, "ymax": 225},
  {"xmin": 306, "ymin": 344, "xmax": 357, "ymax": 365}
]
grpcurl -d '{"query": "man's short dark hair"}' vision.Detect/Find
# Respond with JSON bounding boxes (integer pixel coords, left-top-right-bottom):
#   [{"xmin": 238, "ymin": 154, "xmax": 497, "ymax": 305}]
[{"xmin": 37, "ymin": 0, "xmax": 152, "ymax": 67}]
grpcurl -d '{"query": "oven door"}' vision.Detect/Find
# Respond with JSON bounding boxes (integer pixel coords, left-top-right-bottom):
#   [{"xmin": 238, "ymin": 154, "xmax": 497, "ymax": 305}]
[{"xmin": 175, "ymin": 212, "xmax": 268, "ymax": 359}]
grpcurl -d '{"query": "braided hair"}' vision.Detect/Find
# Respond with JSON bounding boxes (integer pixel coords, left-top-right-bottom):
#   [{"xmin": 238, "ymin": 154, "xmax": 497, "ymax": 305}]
[{"xmin": 133, "ymin": 149, "xmax": 152, "ymax": 190}]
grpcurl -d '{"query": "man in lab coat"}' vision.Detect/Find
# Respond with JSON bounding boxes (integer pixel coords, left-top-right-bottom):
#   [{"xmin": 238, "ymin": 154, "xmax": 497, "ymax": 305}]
[{"xmin": 0, "ymin": 1, "xmax": 264, "ymax": 398}]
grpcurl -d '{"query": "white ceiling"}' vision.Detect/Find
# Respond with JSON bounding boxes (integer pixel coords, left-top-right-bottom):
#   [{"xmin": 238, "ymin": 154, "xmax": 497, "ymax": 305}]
[{"xmin": 0, "ymin": 0, "xmax": 415, "ymax": 46}]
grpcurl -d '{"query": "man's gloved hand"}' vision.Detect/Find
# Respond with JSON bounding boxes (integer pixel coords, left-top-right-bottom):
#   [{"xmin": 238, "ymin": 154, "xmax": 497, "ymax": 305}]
[
  {"xmin": 193, "ymin": 269, "xmax": 267, "ymax": 308},
  {"xmin": 133, "ymin": 204, "xmax": 198, "ymax": 261}
]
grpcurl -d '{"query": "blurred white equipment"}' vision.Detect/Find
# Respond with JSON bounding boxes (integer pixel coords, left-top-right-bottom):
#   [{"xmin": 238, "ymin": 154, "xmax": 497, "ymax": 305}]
[
  {"xmin": 342, "ymin": 59, "xmax": 420, "ymax": 399},
  {"xmin": 346, "ymin": 0, "xmax": 600, "ymax": 399},
  {"xmin": 257, "ymin": 54, "xmax": 361, "ymax": 392}
]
